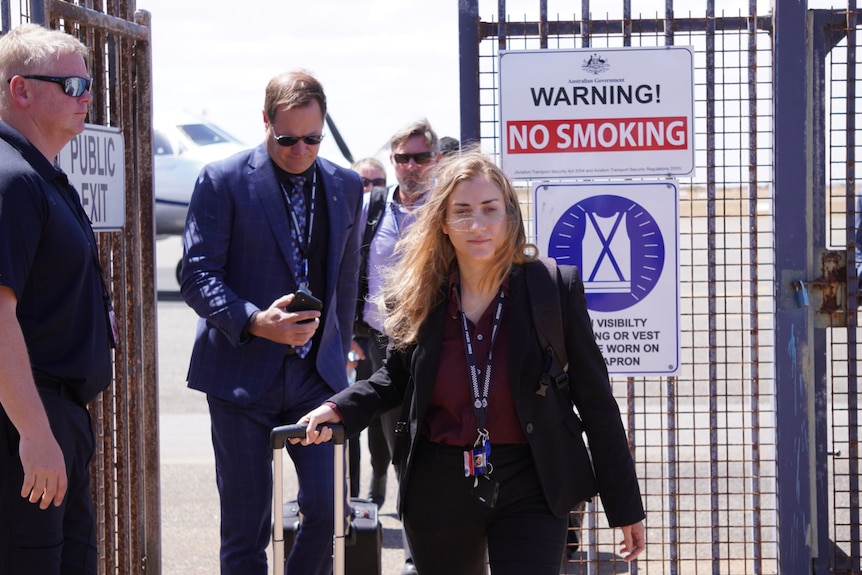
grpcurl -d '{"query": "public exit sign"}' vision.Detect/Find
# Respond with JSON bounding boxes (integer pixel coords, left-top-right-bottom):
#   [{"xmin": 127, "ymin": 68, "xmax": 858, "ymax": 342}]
[{"xmin": 56, "ymin": 123, "xmax": 125, "ymax": 231}]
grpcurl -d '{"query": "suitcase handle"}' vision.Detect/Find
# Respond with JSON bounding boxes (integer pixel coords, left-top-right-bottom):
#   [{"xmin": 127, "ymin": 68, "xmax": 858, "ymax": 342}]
[
  {"xmin": 271, "ymin": 422, "xmax": 347, "ymax": 574},
  {"xmin": 270, "ymin": 423, "xmax": 345, "ymax": 448}
]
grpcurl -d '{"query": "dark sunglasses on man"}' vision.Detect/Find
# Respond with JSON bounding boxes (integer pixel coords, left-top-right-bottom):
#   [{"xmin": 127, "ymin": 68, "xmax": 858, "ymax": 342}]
[
  {"xmin": 361, "ymin": 177, "xmax": 386, "ymax": 188},
  {"xmin": 392, "ymin": 151, "xmax": 436, "ymax": 165},
  {"xmin": 272, "ymin": 133, "xmax": 325, "ymax": 147},
  {"xmin": 8, "ymin": 74, "xmax": 93, "ymax": 97}
]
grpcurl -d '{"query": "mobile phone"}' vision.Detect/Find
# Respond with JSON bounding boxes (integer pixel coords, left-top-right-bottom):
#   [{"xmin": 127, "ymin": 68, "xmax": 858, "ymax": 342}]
[
  {"xmin": 285, "ymin": 287, "xmax": 322, "ymax": 323},
  {"xmin": 472, "ymin": 475, "xmax": 499, "ymax": 508}
]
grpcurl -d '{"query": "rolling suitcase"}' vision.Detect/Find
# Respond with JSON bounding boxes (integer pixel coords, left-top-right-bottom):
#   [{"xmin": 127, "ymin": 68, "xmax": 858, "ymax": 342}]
[{"xmin": 271, "ymin": 423, "xmax": 382, "ymax": 575}]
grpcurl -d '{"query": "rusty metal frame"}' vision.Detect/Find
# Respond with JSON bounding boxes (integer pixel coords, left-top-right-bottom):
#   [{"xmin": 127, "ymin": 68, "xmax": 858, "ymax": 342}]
[
  {"xmin": 2, "ymin": 2, "xmax": 159, "ymax": 574},
  {"xmin": 815, "ymin": 6, "xmax": 862, "ymax": 575}
]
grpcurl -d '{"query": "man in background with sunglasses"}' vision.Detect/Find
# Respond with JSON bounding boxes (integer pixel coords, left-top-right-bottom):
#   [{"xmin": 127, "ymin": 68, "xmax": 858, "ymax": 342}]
[
  {"xmin": 357, "ymin": 118, "xmax": 440, "ymax": 575},
  {"xmin": 180, "ymin": 70, "xmax": 362, "ymax": 575},
  {"xmin": 0, "ymin": 24, "xmax": 111, "ymax": 575},
  {"xmin": 346, "ymin": 156, "xmax": 386, "ymax": 502}
]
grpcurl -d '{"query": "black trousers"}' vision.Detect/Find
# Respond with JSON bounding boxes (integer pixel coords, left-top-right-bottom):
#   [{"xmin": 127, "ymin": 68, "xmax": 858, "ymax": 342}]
[
  {"xmin": 367, "ymin": 329, "xmax": 411, "ymax": 559},
  {"xmin": 348, "ymin": 336, "xmax": 374, "ymax": 498},
  {"xmin": 402, "ymin": 438, "xmax": 567, "ymax": 575},
  {"xmin": 366, "ymin": 330, "xmax": 394, "ymax": 477},
  {"xmin": 0, "ymin": 393, "xmax": 97, "ymax": 575},
  {"xmin": 366, "ymin": 330, "xmax": 397, "ymax": 473}
]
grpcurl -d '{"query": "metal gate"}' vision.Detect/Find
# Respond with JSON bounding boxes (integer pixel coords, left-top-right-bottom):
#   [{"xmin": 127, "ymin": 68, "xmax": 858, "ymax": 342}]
[
  {"xmin": 457, "ymin": 2, "xmax": 862, "ymax": 574},
  {"xmin": 817, "ymin": 8, "xmax": 861, "ymax": 575},
  {"xmin": 1, "ymin": 2, "xmax": 158, "ymax": 575}
]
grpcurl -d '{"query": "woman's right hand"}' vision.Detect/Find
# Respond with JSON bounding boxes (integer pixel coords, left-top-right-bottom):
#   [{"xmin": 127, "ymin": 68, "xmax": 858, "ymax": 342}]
[{"xmin": 290, "ymin": 404, "xmax": 343, "ymax": 445}]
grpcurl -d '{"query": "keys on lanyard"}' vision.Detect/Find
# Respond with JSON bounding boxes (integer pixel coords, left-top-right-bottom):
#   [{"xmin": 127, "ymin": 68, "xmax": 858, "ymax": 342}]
[{"xmin": 465, "ymin": 429, "xmax": 499, "ymax": 508}]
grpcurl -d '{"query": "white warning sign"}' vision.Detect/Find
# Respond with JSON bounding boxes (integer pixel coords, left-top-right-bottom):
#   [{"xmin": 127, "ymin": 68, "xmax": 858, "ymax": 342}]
[
  {"xmin": 535, "ymin": 180, "xmax": 680, "ymax": 375},
  {"xmin": 500, "ymin": 46, "xmax": 695, "ymax": 179}
]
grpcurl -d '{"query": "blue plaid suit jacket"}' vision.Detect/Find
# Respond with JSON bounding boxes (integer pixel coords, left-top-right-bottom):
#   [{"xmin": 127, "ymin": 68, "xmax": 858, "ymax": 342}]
[{"xmin": 180, "ymin": 144, "xmax": 362, "ymax": 404}]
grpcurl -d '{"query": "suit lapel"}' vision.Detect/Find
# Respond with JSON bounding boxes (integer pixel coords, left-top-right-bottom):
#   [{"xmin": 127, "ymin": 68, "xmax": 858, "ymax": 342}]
[{"xmin": 318, "ymin": 159, "xmax": 345, "ymax": 301}]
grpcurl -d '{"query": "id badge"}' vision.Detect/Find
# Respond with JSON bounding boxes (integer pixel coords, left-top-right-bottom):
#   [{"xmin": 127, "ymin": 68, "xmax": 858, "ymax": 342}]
[{"xmin": 463, "ymin": 438, "xmax": 491, "ymax": 477}]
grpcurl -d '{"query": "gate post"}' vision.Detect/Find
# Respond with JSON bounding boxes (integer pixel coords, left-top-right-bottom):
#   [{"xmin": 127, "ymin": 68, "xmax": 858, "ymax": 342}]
[
  {"xmin": 773, "ymin": 1, "xmax": 816, "ymax": 573},
  {"xmin": 458, "ymin": 0, "xmax": 480, "ymax": 147},
  {"xmin": 26, "ymin": 0, "xmax": 45, "ymax": 24}
]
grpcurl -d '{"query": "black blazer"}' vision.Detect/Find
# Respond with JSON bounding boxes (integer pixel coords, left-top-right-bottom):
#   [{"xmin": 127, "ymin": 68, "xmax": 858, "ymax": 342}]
[{"xmin": 330, "ymin": 262, "xmax": 645, "ymax": 527}]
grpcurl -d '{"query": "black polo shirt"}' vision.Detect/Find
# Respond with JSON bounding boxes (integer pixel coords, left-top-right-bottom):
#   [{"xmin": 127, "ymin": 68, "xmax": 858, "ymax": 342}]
[{"xmin": 0, "ymin": 121, "xmax": 112, "ymax": 404}]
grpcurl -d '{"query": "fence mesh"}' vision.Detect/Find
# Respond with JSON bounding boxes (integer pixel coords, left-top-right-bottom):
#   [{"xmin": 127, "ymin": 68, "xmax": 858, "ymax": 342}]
[
  {"xmin": 475, "ymin": 2, "xmax": 780, "ymax": 572},
  {"xmin": 825, "ymin": 10, "xmax": 862, "ymax": 574}
]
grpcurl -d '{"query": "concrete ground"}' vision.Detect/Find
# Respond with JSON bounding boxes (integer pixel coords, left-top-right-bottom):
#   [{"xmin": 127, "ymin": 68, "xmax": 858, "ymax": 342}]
[{"xmin": 156, "ymin": 237, "xmax": 408, "ymax": 575}]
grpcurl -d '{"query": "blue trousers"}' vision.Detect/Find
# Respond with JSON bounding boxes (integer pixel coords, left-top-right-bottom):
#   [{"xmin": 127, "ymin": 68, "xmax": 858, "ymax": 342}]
[
  {"xmin": 0, "ymin": 393, "xmax": 97, "ymax": 575},
  {"xmin": 207, "ymin": 354, "xmax": 336, "ymax": 575}
]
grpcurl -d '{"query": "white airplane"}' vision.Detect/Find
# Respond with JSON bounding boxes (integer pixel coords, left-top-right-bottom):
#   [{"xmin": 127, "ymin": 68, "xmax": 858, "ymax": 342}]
[
  {"xmin": 154, "ymin": 115, "xmax": 247, "ymax": 237},
  {"xmin": 153, "ymin": 113, "xmax": 355, "ymax": 285},
  {"xmin": 153, "ymin": 115, "xmax": 247, "ymax": 284},
  {"xmin": 154, "ymin": 113, "xmax": 355, "ymax": 237}
]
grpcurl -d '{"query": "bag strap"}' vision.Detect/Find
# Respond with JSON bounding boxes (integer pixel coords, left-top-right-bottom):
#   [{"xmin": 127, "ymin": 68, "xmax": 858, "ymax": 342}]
[
  {"xmin": 355, "ymin": 186, "xmax": 388, "ymax": 328},
  {"xmin": 525, "ymin": 258, "xmax": 569, "ymax": 396}
]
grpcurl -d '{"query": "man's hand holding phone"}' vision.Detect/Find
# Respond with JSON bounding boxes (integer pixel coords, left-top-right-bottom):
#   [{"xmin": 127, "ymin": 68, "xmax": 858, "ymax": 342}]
[
  {"xmin": 248, "ymin": 288, "xmax": 322, "ymax": 345},
  {"xmin": 284, "ymin": 287, "xmax": 322, "ymax": 322}
]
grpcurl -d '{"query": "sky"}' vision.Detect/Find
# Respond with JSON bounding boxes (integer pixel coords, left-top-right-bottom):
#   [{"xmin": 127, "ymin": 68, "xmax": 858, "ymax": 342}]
[
  {"xmin": 133, "ymin": 0, "xmax": 838, "ymax": 170},
  {"xmin": 134, "ymin": 0, "xmax": 462, "ymax": 169}
]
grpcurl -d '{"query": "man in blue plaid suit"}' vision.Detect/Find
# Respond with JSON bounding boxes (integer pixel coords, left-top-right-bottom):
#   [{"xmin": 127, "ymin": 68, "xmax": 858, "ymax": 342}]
[{"xmin": 180, "ymin": 70, "xmax": 362, "ymax": 575}]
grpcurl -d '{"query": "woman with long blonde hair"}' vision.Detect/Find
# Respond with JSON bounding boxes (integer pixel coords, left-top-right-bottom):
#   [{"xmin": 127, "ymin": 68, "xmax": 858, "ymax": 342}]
[
  {"xmin": 295, "ymin": 150, "xmax": 645, "ymax": 575},
  {"xmin": 380, "ymin": 150, "xmax": 534, "ymax": 348}
]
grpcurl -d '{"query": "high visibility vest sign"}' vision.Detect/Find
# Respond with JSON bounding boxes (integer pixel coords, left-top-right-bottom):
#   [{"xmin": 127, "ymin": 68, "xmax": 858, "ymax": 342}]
[
  {"xmin": 535, "ymin": 181, "xmax": 680, "ymax": 375},
  {"xmin": 501, "ymin": 46, "xmax": 694, "ymax": 179}
]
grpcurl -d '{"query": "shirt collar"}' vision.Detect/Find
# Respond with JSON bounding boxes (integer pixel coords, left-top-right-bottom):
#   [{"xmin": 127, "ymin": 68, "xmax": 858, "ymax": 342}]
[
  {"xmin": 392, "ymin": 185, "xmax": 428, "ymax": 210},
  {"xmin": 0, "ymin": 121, "xmax": 69, "ymax": 184},
  {"xmin": 272, "ymin": 159, "xmax": 316, "ymax": 185}
]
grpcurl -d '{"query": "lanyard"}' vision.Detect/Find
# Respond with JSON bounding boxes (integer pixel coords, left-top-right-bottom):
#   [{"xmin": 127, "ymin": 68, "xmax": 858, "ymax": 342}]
[
  {"xmin": 458, "ymin": 286, "xmax": 505, "ymax": 431},
  {"xmin": 280, "ymin": 169, "xmax": 317, "ymax": 281}
]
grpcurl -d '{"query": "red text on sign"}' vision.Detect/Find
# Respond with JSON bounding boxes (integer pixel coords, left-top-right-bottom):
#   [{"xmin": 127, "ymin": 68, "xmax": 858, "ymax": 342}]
[{"xmin": 506, "ymin": 116, "xmax": 688, "ymax": 154}]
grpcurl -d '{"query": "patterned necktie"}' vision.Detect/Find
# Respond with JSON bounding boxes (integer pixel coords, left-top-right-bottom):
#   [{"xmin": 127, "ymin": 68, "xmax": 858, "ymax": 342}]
[
  {"xmin": 287, "ymin": 175, "xmax": 308, "ymax": 282},
  {"xmin": 287, "ymin": 175, "xmax": 312, "ymax": 358}
]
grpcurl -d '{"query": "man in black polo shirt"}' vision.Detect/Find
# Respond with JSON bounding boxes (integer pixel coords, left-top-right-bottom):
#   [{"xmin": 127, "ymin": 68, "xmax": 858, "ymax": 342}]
[{"xmin": 0, "ymin": 24, "xmax": 112, "ymax": 575}]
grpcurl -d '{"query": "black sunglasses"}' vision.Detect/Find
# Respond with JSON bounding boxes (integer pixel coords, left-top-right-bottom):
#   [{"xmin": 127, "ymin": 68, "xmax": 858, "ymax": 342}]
[
  {"xmin": 361, "ymin": 177, "xmax": 386, "ymax": 187},
  {"xmin": 272, "ymin": 133, "xmax": 325, "ymax": 147},
  {"xmin": 393, "ymin": 152, "xmax": 436, "ymax": 165},
  {"xmin": 12, "ymin": 75, "xmax": 93, "ymax": 97}
]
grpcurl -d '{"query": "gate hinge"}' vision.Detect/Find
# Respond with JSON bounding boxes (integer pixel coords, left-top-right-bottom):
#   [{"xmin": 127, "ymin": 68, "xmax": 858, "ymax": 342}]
[{"xmin": 805, "ymin": 249, "xmax": 847, "ymax": 325}]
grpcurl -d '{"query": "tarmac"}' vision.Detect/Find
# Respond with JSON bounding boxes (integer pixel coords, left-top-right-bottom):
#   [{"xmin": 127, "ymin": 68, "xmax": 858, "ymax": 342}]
[{"xmin": 156, "ymin": 237, "xmax": 408, "ymax": 575}]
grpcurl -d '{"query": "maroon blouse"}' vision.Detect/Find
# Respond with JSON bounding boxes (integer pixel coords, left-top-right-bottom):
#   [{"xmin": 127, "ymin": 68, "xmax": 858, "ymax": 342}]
[{"xmin": 423, "ymin": 274, "xmax": 528, "ymax": 447}]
